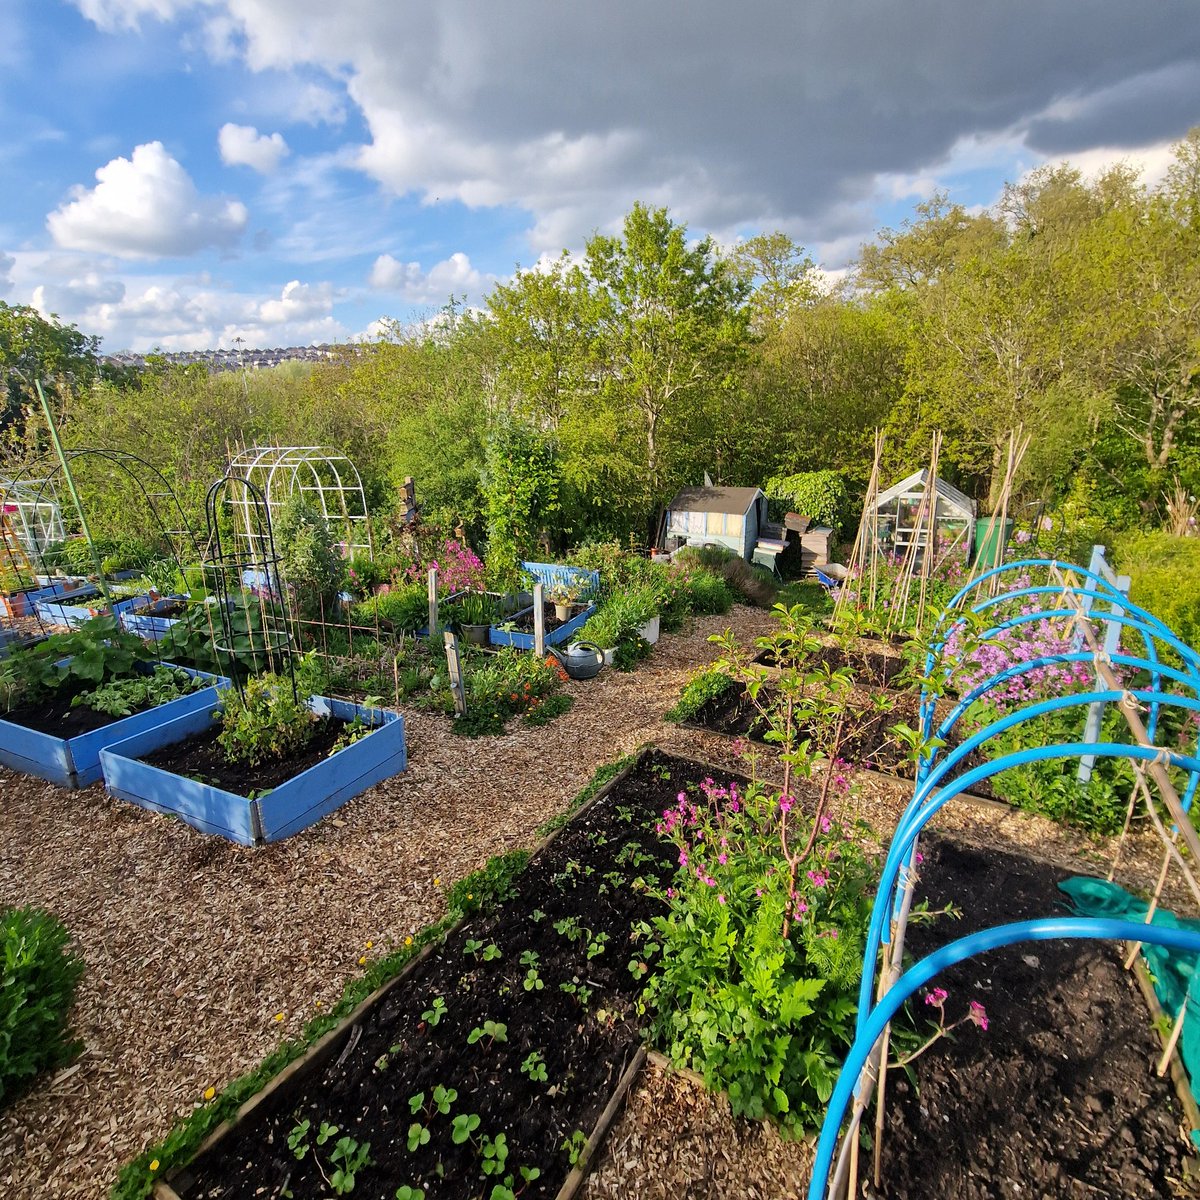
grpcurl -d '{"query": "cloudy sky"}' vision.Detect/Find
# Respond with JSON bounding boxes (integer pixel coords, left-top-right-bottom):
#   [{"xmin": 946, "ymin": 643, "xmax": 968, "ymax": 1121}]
[{"xmin": 1, "ymin": 1, "xmax": 1197, "ymax": 352}]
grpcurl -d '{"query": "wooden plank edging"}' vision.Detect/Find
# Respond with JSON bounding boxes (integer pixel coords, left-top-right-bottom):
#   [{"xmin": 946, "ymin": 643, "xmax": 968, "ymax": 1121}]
[{"xmin": 153, "ymin": 747, "xmax": 651, "ymax": 1199}]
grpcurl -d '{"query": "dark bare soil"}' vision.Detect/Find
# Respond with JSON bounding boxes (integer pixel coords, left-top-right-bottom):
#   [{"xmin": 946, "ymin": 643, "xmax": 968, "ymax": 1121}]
[
  {"xmin": 878, "ymin": 836, "xmax": 1191, "ymax": 1199},
  {"xmin": 170, "ymin": 750, "xmax": 692, "ymax": 1200},
  {"xmin": 142, "ymin": 720, "xmax": 345, "ymax": 793},
  {"xmin": 511, "ymin": 601, "xmax": 585, "ymax": 635},
  {"xmin": 1, "ymin": 688, "xmax": 168, "ymax": 737},
  {"xmin": 754, "ymin": 641, "xmax": 908, "ymax": 687}
]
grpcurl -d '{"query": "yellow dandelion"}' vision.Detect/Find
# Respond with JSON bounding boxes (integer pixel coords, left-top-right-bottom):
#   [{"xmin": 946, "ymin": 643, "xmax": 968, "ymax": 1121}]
[
  {"xmin": 404, "ymin": 936, "xmax": 413, "ymax": 947},
  {"xmin": 203, "ymin": 1086, "xmax": 215, "ymax": 1101},
  {"xmin": 149, "ymin": 1160, "xmax": 160, "ymax": 1172},
  {"xmin": 358, "ymin": 955, "xmax": 367, "ymax": 965},
  {"xmin": 274, "ymin": 1012, "xmax": 285, "ymax": 1022},
  {"xmin": 365, "ymin": 940, "xmax": 373, "ymax": 949},
  {"xmin": 467, "ymin": 893, "xmax": 473, "ymax": 900},
  {"xmin": 434, "ymin": 877, "xmax": 441, "ymax": 886},
  {"xmin": 315, "ymin": 1000, "xmax": 323, "ymax": 1007}
]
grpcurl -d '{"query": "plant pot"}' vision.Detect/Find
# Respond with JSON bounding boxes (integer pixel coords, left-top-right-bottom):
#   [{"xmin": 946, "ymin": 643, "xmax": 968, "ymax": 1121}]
[
  {"xmin": 461, "ymin": 622, "xmax": 491, "ymax": 647},
  {"xmin": 638, "ymin": 615, "xmax": 661, "ymax": 645},
  {"xmin": 602, "ymin": 647, "xmax": 616, "ymax": 666},
  {"xmin": 554, "ymin": 603, "xmax": 572, "ymax": 621}
]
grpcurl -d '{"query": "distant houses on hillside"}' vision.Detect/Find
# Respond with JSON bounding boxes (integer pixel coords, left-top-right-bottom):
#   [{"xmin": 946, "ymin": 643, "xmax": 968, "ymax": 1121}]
[{"xmin": 103, "ymin": 343, "xmax": 351, "ymax": 373}]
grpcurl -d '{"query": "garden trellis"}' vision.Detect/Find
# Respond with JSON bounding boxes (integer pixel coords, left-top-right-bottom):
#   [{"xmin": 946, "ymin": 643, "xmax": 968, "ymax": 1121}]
[
  {"xmin": 809, "ymin": 555, "xmax": 1200, "ymax": 1200},
  {"xmin": 227, "ymin": 445, "xmax": 373, "ymax": 561}
]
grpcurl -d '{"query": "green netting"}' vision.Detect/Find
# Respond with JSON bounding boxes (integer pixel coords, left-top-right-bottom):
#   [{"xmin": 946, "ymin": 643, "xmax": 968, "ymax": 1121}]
[{"xmin": 1059, "ymin": 875, "xmax": 1200, "ymax": 1146}]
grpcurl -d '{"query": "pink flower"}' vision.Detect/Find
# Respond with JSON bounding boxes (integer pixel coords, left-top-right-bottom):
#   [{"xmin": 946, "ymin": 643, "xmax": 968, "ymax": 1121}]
[
  {"xmin": 968, "ymin": 1001, "xmax": 989, "ymax": 1031},
  {"xmin": 924, "ymin": 987, "xmax": 948, "ymax": 1008},
  {"xmin": 779, "ymin": 794, "xmax": 794, "ymax": 814},
  {"xmin": 717, "ymin": 894, "xmax": 726, "ymax": 905},
  {"xmin": 806, "ymin": 870, "xmax": 828, "ymax": 888},
  {"xmin": 717, "ymin": 853, "xmax": 727, "ymax": 865}
]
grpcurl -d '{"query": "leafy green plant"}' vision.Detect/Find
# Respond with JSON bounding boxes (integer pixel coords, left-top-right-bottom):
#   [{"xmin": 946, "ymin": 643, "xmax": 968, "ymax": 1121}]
[
  {"xmin": 217, "ymin": 673, "xmax": 317, "ymax": 767},
  {"xmin": 451, "ymin": 1112, "xmax": 481, "ymax": 1144},
  {"xmin": 0, "ymin": 614, "xmax": 154, "ymax": 710},
  {"xmin": 561, "ymin": 1130, "xmax": 587, "ymax": 1166},
  {"xmin": 520, "ymin": 1051, "xmax": 548, "ymax": 1083},
  {"xmin": 329, "ymin": 1134, "xmax": 371, "ymax": 1193},
  {"xmin": 480, "ymin": 1132, "xmax": 509, "ymax": 1176},
  {"xmin": 0, "ymin": 907, "xmax": 84, "ymax": 1107},
  {"xmin": 466, "ymin": 1020, "xmax": 507, "ymax": 1047},
  {"xmin": 682, "ymin": 568, "xmax": 734, "ymax": 615},
  {"xmin": 70, "ymin": 665, "xmax": 207, "ymax": 718},
  {"xmin": 665, "ymin": 666, "xmax": 735, "ymax": 722},
  {"xmin": 455, "ymin": 590, "xmax": 497, "ymax": 627},
  {"xmin": 420, "ymin": 996, "xmax": 447, "ymax": 1026},
  {"xmin": 765, "ymin": 469, "xmax": 849, "ymax": 536},
  {"xmin": 350, "ymin": 584, "xmax": 430, "ymax": 634},
  {"xmin": 274, "ymin": 493, "xmax": 344, "ymax": 621}
]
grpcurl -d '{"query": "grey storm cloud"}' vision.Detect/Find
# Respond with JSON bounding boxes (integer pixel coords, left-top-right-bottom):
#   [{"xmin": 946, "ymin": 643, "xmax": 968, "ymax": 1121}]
[{"xmin": 78, "ymin": 0, "xmax": 1200, "ymax": 252}]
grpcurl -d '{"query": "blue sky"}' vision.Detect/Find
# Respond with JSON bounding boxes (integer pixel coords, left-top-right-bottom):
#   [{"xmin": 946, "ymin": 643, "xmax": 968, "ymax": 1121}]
[{"xmin": 1, "ymin": 0, "xmax": 1197, "ymax": 352}]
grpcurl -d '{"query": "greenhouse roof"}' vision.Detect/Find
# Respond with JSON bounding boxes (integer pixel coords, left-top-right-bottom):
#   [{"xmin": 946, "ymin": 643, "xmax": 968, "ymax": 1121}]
[
  {"xmin": 873, "ymin": 469, "xmax": 976, "ymax": 517},
  {"xmin": 668, "ymin": 485, "xmax": 763, "ymax": 516}
]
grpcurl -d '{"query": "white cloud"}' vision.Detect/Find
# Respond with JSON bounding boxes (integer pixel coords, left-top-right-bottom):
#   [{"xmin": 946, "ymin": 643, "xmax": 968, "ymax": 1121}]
[
  {"xmin": 47, "ymin": 141, "xmax": 248, "ymax": 259},
  {"xmin": 0, "ymin": 251, "xmax": 13, "ymax": 296},
  {"xmin": 72, "ymin": 0, "xmax": 205, "ymax": 32},
  {"xmin": 218, "ymin": 122, "xmax": 289, "ymax": 172},
  {"xmin": 368, "ymin": 251, "xmax": 494, "ymax": 305},
  {"xmin": 33, "ymin": 272, "xmax": 126, "ymax": 315},
  {"xmin": 257, "ymin": 278, "xmax": 332, "ymax": 324}
]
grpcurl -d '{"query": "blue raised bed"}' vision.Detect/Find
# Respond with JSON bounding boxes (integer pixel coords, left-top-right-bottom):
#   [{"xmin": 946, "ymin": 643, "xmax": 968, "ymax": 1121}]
[
  {"xmin": 0, "ymin": 664, "xmax": 229, "ymax": 789},
  {"xmin": 488, "ymin": 601, "xmax": 597, "ymax": 649},
  {"xmin": 1, "ymin": 579, "xmax": 96, "ymax": 619},
  {"xmin": 120, "ymin": 595, "xmax": 188, "ymax": 642},
  {"xmin": 36, "ymin": 591, "xmax": 150, "ymax": 629},
  {"xmin": 99, "ymin": 696, "xmax": 406, "ymax": 846}
]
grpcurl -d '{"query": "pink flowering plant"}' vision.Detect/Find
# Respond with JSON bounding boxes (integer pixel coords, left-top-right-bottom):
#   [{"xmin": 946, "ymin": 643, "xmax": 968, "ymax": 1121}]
[
  {"xmin": 637, "ymin": 605, "xmax": 878, "ymax": 1132},
  {"xmin": 406, "ymin": 539, "xmax": 485, "ymax": 595},
  {"xmin": 887, "ymin": 986, "xmax": 990, "ymax": 1079}
]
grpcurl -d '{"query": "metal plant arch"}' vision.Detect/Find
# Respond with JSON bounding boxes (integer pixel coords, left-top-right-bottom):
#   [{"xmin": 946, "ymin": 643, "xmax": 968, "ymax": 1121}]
[
  {"xmin": 808, "ymin": 555, "xmax": 1200, "ymax": 1200},
  {"xmin": 0, "ymin": 449, "xmax": 205, "ymax": 626},
  {"xmin": 227, "ymin": 445, "xmax": 373, "ymax": 563},
  {"xmin": 202, "ymin": 472, "xmax": 296, "ymax": 694}
]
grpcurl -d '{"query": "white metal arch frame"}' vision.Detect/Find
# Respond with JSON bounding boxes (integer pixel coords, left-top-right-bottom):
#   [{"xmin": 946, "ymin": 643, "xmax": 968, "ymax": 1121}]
[{"xmin": 227, "ymin": 445, "xmax": 374, "ymax": 560}]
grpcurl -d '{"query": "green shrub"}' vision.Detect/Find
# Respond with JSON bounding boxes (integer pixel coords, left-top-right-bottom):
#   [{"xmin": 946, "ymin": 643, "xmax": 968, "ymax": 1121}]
[
  {"xmin": 674, "ymin": 546, "xmax": 778, "ymax": 608},
  {"xmin": 217, "ymin": 674, "xmax": 317, "ymax": 767},
  {"xmin": 1, "ymin": 907, "xmax": 85, "ymax": 1107},
  {"xmin": 274, "ymin": 494, "xmax": 343, "ymax": 619},
  {"xmin": 453, "ymin": 647, "xmax": 569, "ymax": 736},
  {"xmin": 683, "ymin": 569, "xmax": 734, "ymax": 615},
  {"xmin": 665, "ymin": 667, "xmax": 735, "ymax": 722},
  {"xmin": 1113, "ymin": 530, "xmax": 1200, "ymax": 652},
  {"xmin": 765, "ymin": 470, "xmax": 849, "ymax": 536},
  {"xmin": 350, "ymin": 584, "xmax": 429, "ymax": 633}
]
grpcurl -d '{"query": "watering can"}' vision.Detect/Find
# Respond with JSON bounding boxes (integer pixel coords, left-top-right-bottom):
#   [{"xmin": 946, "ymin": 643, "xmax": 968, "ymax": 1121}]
[{"xmin": 549, "ymin": 641, "xmax": 605, "ymax": 681}]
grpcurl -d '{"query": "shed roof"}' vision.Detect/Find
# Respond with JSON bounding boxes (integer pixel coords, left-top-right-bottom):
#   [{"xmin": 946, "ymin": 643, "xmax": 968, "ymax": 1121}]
[
  {"xmin": 873, "ymin": 469, "xmax": 975, "ymax": 517},
  {"xmin": 668, "ymin": 486, "xmax": 764, "ymax": 516}
]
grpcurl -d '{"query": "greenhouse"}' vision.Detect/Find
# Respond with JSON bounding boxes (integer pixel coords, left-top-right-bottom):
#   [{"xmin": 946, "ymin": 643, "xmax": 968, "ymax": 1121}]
[{"xmin": 868, "ymin": 468, "xmax": 975, "ymax": 568}]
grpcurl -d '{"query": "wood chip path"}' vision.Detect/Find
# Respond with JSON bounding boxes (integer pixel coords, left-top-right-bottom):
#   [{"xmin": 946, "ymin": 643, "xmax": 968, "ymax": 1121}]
[{"xmin": 0, "ymin": 607, "xmax": 1175, "ymax": 1198}]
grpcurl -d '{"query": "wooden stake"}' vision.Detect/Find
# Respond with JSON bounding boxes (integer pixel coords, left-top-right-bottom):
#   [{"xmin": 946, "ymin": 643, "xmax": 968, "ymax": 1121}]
[
  {"xmin": 533, "ymin": 582, "xmax": 546, "ymax": 658},
  {"xmin": 427, "ymin": 566, "xmax": 439, "ymax": 635}
]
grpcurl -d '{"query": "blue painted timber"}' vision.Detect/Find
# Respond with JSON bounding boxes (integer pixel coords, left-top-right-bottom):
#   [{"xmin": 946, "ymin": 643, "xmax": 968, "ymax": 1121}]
[
  {"xmin": 1, "ymin": 580, "xmax": 97, "ymax": 618},
  {"xmin": 0, "ymin": 664, "xmax": 229, "ymax": 789},
  {"xmin": 99, "ymin": 695, "xmax": 406, "ymax": 846},
  {"xmin": 120, "ymin": 595, "xmax": 188, "ymax": 642},
  {"xmin": 37, "ymin": 591, "xmax": 150, "ymax": 629},
  {"xmin": 488, "ymin": 601, "xmax": 597, "ymax": 650},
  {"xmin": 521, "ymin": 561, "xmax": 600, "ymax": 600}
]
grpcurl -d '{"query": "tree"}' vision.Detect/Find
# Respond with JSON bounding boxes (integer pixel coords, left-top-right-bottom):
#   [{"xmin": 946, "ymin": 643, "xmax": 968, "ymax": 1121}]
[
  {"xmin": 727, "ymin": 232, "xmax": 819, "ymax": 335},
  {"xmin": 0, "ymin": 302, "xmax": 102, "ymax": 455},
  {"xmin": 585, "ymin": 203, "xmax": 750, "ymax": 504}
]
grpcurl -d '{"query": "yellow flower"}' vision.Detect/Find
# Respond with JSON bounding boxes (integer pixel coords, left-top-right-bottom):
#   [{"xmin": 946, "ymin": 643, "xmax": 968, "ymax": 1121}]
[
  {"xmin": 358, "ymin": 955, "xmax": 367, "ymax": 965},
  {"xmin": 404, "ymin": 936, "xmax": 413, "ymax": 947},
  {"xmin": 149, "ymin": 1160, "xmax": 160, "ymax": 1173},
  {"xmin": 203, "ymin": 1086, "xmax": 215, "ymax": 1101},
  {"xmin": 315, "ymin": 1000, "xmax": 323, "ymax": 1007},
  {"xmin": 434, "ymin": 877, "xmax": 441, "ymax": 886},
  {"xmin": 467, "ymin": 893, "xmax": 473, "ymax": 900},
  {"xmin": 365, "ymin": 940, "xmax": 373, "ymax": 949},
  {"xmin": 274, "ymin": 1012, "xmax": 285, "ymax": 1022}
]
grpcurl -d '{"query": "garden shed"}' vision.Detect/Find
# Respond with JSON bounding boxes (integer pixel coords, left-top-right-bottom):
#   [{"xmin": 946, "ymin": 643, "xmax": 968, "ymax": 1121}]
[
  {"xmin": 869, "ymin": 468, "xmax": 975, "ymax": 567},
  {"xmin": 663, "ymin": 485, "xmax": 767, "ymax": 560}
]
